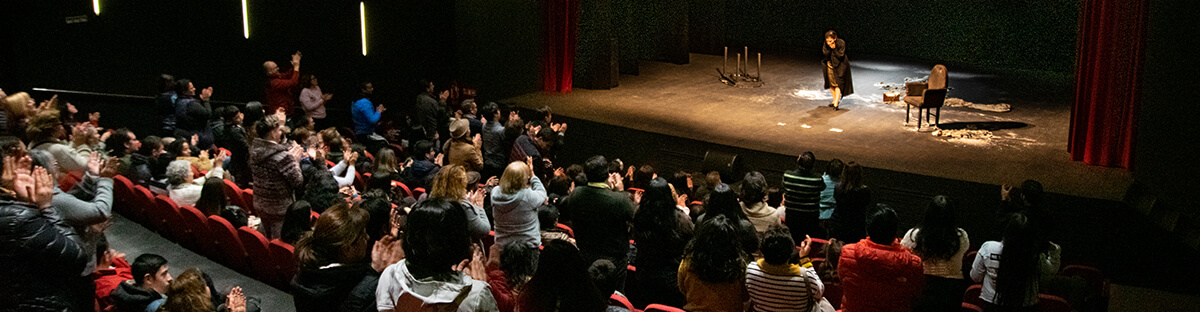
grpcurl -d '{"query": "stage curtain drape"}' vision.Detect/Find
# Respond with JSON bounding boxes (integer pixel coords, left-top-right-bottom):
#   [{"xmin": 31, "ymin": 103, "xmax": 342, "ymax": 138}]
[
  {"xmin": 1070, "ymin": 0, "xmax": 1148, "ymax": 168},
  {"xmin": 543, "ymin": 0, "xmax": 579, "ymax": 93}
]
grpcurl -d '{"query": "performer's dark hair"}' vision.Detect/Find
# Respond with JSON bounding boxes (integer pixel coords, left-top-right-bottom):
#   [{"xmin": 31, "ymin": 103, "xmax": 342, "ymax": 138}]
[{"xmin": 825, "ymin": 30, "xmax": 838, "ymax": 39}]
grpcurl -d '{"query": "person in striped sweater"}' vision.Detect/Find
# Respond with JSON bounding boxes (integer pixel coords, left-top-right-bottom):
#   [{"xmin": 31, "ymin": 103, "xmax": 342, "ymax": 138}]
[
  {"xmin": 782, "ymin": 151, "xmax": 826, "ymax": 241},
  {"xmin": 746, "ymin": 224, "xmax": 824, "ymax": 312}
]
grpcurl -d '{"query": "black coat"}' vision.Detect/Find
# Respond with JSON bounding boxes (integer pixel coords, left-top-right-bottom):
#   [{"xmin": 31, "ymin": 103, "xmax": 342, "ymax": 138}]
[
  {"xmin": 559, "ymin": 185, "xmax": 636, "ymax": 267},
  {"xmin": 822, "ymin": 38, "xmax": 854, "ymax": 95},
  {"xmin": 0, "ymin": 199, "xmax": 90, "ymax": 311},
  {"xmin": 291, "ymin": 263, "xmax": 377, "ymax": 312}
]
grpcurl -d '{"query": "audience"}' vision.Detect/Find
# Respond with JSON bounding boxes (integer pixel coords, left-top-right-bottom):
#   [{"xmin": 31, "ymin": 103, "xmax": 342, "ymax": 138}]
[
  {"xmin": 479, "ymin": 102, "xmax": 507, "ymax": 179},
  {"xmin": 901, "ymin": 195, "xmax": 971, "ymax": 312},
  {"xmin": 291, "ymin": 203, "xmax": 375, "ymax": 312},
  {"xmin": 488, "ymin": 243, "xmax": 539, "ymax": 312},
  {"xmin": 368, "ymin": 147, "xmax": 403, "ymax": 190},
  {"xmin": 491, "ymin": 160, "xmax": 548, "ymax": 249},
  {"xmin": 94, "ymin": 235, "xmax": 134, "ymax": 310},
  {"xmin": 402, "ymin": 140, "xmax": 442, "ymax": 189},
  {"xmin": 3, "ymin": 91, "xmax": 37, "ymax": 139},
  {"xmin": 299, "ymin": 74, "xmax": 333, "ymax": 130},
  {"xmin": 746, "ymin": 224, "xmax": 825, "ymax": 312},
  {"xmin": 971, "ymin": 213, "xmax": 1061, "ymax": 310},
  {"xmin": 27, "ymin": 109, "xmax": 90, "ymax": 175},
  {"xmin": 838, "ymin": 205, "xmax": 924, "ymax": 312},
  {"xmin": 195, "ymin": 177, "xmax": 250, "ymax": 228},
  {"xmin": 678, "ymin": 215, "xmax": 750, "ymax": 312},
  {"xmin": 248, "ymin": 115, "xmax": 304, "ymax": 239},
  {"xmin": 830, "ymin": 161, "xmax": 870, "ymax": 243},
  {"xmin": 430, "ymin": 164, "xmax": 492, "ymax": 241},
  {"xmin": 279, "ymin": 200, "xmax": 315, "ymax": 246},
  {"xmin": 537, "ymin": 204, "xmax": 575, "ymax": 245},
  {"xmin": 740, "ymin": 171, "xmax": 784, "ymax": 238},
  {"xmin": 819, "ymin": 159, "xmax": 844, "ymax": 231},
  {"xmin": 264, "ymin": 52, "xmax": 302, "ymax": 115},
  {"xmin": 350, "ymin": 82, "xmax": 386, "ymax": 153},
  {"xmin": 589, "ymin": 259, "xmax": 633, "ymax": 312},
  {"xmin": 412, "ymin": 79, "xmax": 445, "ymax": 144},
  {"xmin": 558, "ymin": 155, "xmax": 636, "ymax": 291},
  {"xmin": 172, "ymin": 79, "xmax": 216, "ymax": 151},
  {"xmin": 782, "ymin": 151, "xmax": 825, "ymax": 240},
  {"xmin": 154, "ymin": 267, "xmax": 252, "ymax": 312},
  {"xmin": 444, "ymin": 118, "xmax": 483, "ymax": 172},
  {"xmin": 110, "ymin": 253, "xmax": 171, "ymax": 312},
  {"xmin": 698, "ymin": 183, "xmax": 760, "ymax": 257},
  {"xmin": 517, "ymin": 239, "xmax": 607, "ymax": 312},
  {"xmin": 166, "ymin": 153, "xmax": 225, "ymax": 207},
  {"xmin": 34, "ymin": 148, "xmax": 116, "ymax": 278},
  {"xmin": 631, "ymin": 177, "xmax": 694, "ymax": 308}
]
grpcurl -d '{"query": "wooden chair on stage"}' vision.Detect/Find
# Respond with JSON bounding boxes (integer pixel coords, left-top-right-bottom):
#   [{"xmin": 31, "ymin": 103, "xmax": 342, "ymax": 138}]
[{"xmin": 905, "ymin": 64, "xmax": 949, "ymax": 129}]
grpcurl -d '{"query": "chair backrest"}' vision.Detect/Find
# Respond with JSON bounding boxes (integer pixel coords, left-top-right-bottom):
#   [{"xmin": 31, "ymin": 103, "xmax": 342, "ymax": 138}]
[
  {"xmin": 555, "ymin": 223, "xmax": 575, "ymax": 237},
  {"xmin": 823, "ymin": 281, "xmax": 843, "ymax": 309},
  {"xmin": 153, "ymin": 195, "xmax": 182, "ymax": 241},
  {"xmin": 610, "ymin": 294, "xmax": 635, "ymax": 312},
  {"xmin": 961, "ymin": 302, "xmax": 983, "ymax": 312},
  {"xmin": 130, "ymin": 185, "xmax": 156, "ymax": 227},
  {"xmin": 207, "ymin": 215, "xmax": 249, "ymax": 273},
  {"xmin": 391, "ymin": 181, "xmax": 413, "ymax": 198},
  {"xmin": 1060, "ymin": 265, "xmax": 1109, "ymax": 298},
  {"xmin": 269, "ymin": 239, "xmax": 298, "ymax": 289},
  {"xmin": 353, "ymin": 171, "xmax": 366, "ymax": 191},
  {"xmin": 238, "ymin": 226, "xmax": 274, "ymax": 282},
  {"xmin": 964, "ymin": 284, "xmax": 985, "ymax": 308},
  {"xmin": 111, "ymin": 175, "xmax": 134, "ymax": 214},
  {"xmin": 222, "ymin": 179, "xmax": 247, "ymax": 209},
  {"xmin": 240, "ymin": 189, "xmax": 255, "ymax": 215},
  {"xmin": 1035, "ymin": 294, "xmax": 1071, "ymax": 312},
  {"xmin": 962, "ymin": 250, "xmax": 978, "ymax": 277},
  {"xmin": 929, "ymin": 64, "xmax": 948, "ymax": 90},
  {"xmin": 177, "ymin": 206, "xmax": 209, "ymax": 251},
  {"xmin": 643, "ymin": 304, "xmax": 686, "ymax": 312}
]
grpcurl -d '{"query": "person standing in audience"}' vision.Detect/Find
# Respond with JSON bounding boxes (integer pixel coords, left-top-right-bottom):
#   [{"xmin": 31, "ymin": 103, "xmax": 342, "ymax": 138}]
[
  {"xmin": 678, "ymin": 215, "xmax": 750, "ymax": 312},
  {"xmin": 402, "ymin": 140, "xmax": 442, "ymax": 189},
  {"xmin": 517, "ymin": 239, "xmax": 608, "ymax": 312},
  {"xmin": 740, "ymin": 171, "xmax": 784, "ymax": 239},
  {"xmin": 110, "ymin": 254, "xmax": 172, "ymax": 312},
  {"xmin": 902, "ymin": 195, "xmax": 970, "ymax": 312},
  {"xmin": 413, "ymin": 79, "xmax": 445, "ymax": 144},
  {"xmin": 830, "ymin": 161, "xmax": 870, "ymax": 243},
  {"xmin": 351, "ymin": 82, "xmax": 387, "ymax": 154},
  {"xmin": 154, "ymin": 74, "xmax": 179, "ymax": 136},
  {"xmin": 632, "ymin": 178, "xmax": 694, "ymax": 308},
  {"xmin": 488, "ymin": 243, "xmax": 539, "ymax": 312},
  {"xmin": 783, "ymin": 151, "xmax": 826, "ymax": 240},
  {"xmin": 375, "ymin": 197, "xmax": 498, "ymax": 311},
  {"xmin": 249, "ymin": 115, "xmax": 304, "ymax": 239},
  {"xmin": 971, "ymin": 213, "xmax": 1061, "ymax": 311},
  {"xmin": 215, "ymin": 106, "xmax": 251, "ymax": 188},
  {"xmin": 479, "ymin": 102, "xmax": 507, "ymax": 179},
  {"xmin": 460, "ymin": 99, "xmax": 484, "ymax": 136},
  {"xmin": 444, "ymin": 118, "xmax": 483, "ymax": 173},
  {"xmin": 698, "ymin": 183, "xmax": 759, "ymax": 257},
  {"xmin": 264, "ymin": 51, "xmax": 302, "ymax": 115},
  {"xmin": 819, "ymin": 158, "xmax": 844, "ymax": 233},
  {"xmin": 172, "ymin": 79, "xmax": 215, "ymax": 150},
  {"xmin": 299, "ymin": 74, "xmax": 333, "ymax": 131},
  {"xmin": 746, "ymin": 224, "xmax": 824, "ymax": 312},
  {"xmin": 3, "ymin": 91, "xmax": 38, "ymax": 139},
  {"xmin": 491, "ymin": 160, "xmax": 548, "ymax": 249},
  {"xmin": 838, "ymin": 205, "xmax": 924, "ymax": 312},
  {"xmin": 558, "ymin": 155, "xmax": 635, "ymax": 291}
]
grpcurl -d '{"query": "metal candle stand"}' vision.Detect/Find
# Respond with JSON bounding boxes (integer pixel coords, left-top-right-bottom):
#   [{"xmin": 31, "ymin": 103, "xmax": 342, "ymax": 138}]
[{"xmin": 719, "ymin": 46, "xmax": 763, "ymax": 87}]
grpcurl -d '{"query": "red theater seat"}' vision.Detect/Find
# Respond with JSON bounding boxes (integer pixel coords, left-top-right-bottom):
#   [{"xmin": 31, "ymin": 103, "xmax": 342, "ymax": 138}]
[
  {"xmin": 1035, "ymin": 294, "xmax": 1071, "ymax": 312},
  {"xmin": 207, "ymin": 215, "xmax": 249, "ymax": 273},
  {"xmin": 269, "ymin": 239, "xmax": 297, "ymax": 289},
  {"xmin": 610, "ymin": 293, "xmax": 637, "ymax": 312},
  {"xmin": 221, "ymin": 179, "xmax": 249, "ymax": 214},
  {"xmin": 241, "ymin": 189, "xmax": 255, "ymax": 215},
  {"xmin": 643, "ymin": 304, "xmax": 686, "ymax": 312},
  {"xmin": 238, "ymin": 226, "xmax": 273, "ymax": 281},
  {"xmin": 152, "ymin": 195, "xmax": 182, "ymax": 241},
  {"xmin": 961, "ymin": 302, "xmax": 983, "ymax": 312},
  {"xmin": 964, "ymin": 284, "xmax": 985, "ymax": 308},
  {"xmin": 823, "ymin": 281, "xmax": 844, "ymax": 309},
  {"xmin": 130, "ymin": 185, "xmax": 155, "ymax": 227},
  {"xmin": 177, "ymin": 206, "xmax": 208, "ymax": 251},
  {"xmin": 392, "ymin": 181, "xmax": 413, "ymax": 198},
  {"xmin": 111, "ymin": 175, "xmax": 135, "ymax": 214}
]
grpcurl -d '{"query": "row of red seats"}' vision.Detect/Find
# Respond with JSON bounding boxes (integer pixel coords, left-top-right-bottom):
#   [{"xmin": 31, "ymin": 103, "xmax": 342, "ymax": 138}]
[{"xmin": 110, "ymin": 175, "xmax": 297, "ymax": 289}]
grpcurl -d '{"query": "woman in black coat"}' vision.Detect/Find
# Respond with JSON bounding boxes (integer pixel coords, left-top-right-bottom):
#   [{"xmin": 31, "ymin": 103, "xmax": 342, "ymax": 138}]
[{"xmin": 823, "ymin": 30, "xmax": 854, "ymax": 110}]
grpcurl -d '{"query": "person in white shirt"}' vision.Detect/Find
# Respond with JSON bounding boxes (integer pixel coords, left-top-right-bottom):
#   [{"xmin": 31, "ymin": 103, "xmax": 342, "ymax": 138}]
[{"xmin": 299, "ymin": 74, "xmax": 332, "ymax": 130}]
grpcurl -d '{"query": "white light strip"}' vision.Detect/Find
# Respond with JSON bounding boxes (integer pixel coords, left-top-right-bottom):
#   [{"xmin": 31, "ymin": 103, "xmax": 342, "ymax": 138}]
[
  {"xmin": 360, "ymin": 2, "xmax": 367, "ymax": 56},
  {"xmin": 93, "ymin": 0, "xmax": 100, "ymax": 15},
  {"xmin": 241, "ymin": 0, "xmax": 250, "ymax": 38}
]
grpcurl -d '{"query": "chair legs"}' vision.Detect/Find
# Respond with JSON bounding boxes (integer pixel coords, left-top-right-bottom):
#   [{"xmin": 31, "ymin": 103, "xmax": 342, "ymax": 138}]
[
  {"xmin": 935, "ymin": 107, "xmax": 940, "ymax": 127},
  {"xmin": 906, "ymin": 105, "xmax": 911, "ymax": 124}
]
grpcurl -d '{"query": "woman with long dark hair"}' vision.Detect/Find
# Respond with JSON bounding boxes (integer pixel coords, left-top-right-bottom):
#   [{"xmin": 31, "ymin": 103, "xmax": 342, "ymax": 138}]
[
  {"xmin": 971, "ymin": 213, "xmax": 1061, "ymax": 311},
  {"xmin": 195, "ymin": 177, "xmax": 249, "ymax": 228},
  {"xmin": 632, "ymin": 178, "xmax": 694, "ymax": 307},
  {"xmin": 698, "ymin": 183, "xmax": 759, "ymax": 257},
  {"xmin": 291, "ymin": 203, "xmax": 373, "ymax": 312},
  {"xmin": 902, "ymin": 195, "xmax": 970, "ymax": 312},
  {"xmin": 678, "ymin": 215, "xmax": 750, "ymax": 312},
  {"xmin": 830, "ymin": 161, "xmax": 870, "ymax": 243},
  {"xmin": 516, "ymin": 240, "xmax": 607, "ymax": 312}
]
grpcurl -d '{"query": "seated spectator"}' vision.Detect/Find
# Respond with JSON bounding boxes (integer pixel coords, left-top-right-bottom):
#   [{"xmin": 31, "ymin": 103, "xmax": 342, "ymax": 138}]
[
  {"xmin": 0, "ymin": 149, "xmax": 91, "ymax": 311},
  {"xmin": 971, "ymin": 213, "xmax": 1061, "ymax": 310},
  {"xmin": 838, "ymin": 205, "xmax": 924, "ymax": 312},
  {"xmin": 154, "ymin": 267, "xmax": 254, "ymax": 312},
  {"xmin": 328, "ymin": 146, "xmax": 358, "ymax": 188},
  {"xmin": 31, "ymin": 148, "xmax": 116, "ymax": 276},
  {"xmin": 488, "ymin": 243, "xmax": 539, "ymax": 312},
  {"xmin": 195, "ymin": 177, "xmax": 250, "ymax": 228},
  {"xmin": 558, "ymin": 155, "xmax": 636, "ymax": 289},
  {"xmin": 3, "ymin": 91, "xmax": 37, "ymax": 138},
  {"xmin": 444, "ymin": 118, "xmax": 483, "ymax": 173},
  {"xmin": 816, "ymin": 238, "xmax": 845, "ymax": 284},
  {"xmin": 589, "ymin": 259, "xmax": 633, "ymax": 312},
  {"xmin": 430, "ymin": 164, "xmax": 491, "ymax": 241},
  {"xmin": 70, "ymin": 122, "xmax": 107, "ymax": 157},
  {"xmin": 491, "ymin": 160, "xmax": 547, "ymax": 249},
  {"xmin": 249, "ymin": 115, "xmax": 304, "ymax": 239},
  {"xmin": 740, "ymin": 171, "xmax": 784, "ymax": 238},
  {"xmin": 830, "ymin": 161, "xmax": 870, "ymax": 243},
  {"xmin": 765, "ymin": 187, "xmax": 783, "ymax": 209},
  {"xmin": 301, "ymin": 162, "xmax": 342, "ymax": 213},
  {"xmin": 632, "ymin": 177, "xmax": 694, "ymax": 308},
  {"xmin": 170, "ymin": 138, "xmax": 215, "ymax": 172},
  {"xmin": 678, "ymin": 215, "xmax": 750, "ymax": 312},
  {"xmin": 747, "ymin": 224, "xmax": 824, "ymax": 312},
  {"xmin": 402, "ymin": 140, "xmax": 441, "ymax": 189},
  {"xmin": 782, "ymin": 151, "xmax": 825, "ymax": 241},
  {"xmin": 629, "ymin": 164, "xmax": 654, "ymax": 191},
  {"xmin": 368, "ymin": 148, "xmax": 403, "ymax": 191},
  {"xmin": 292, "ymin": 203, "xmax": 376, "ymax": 312},
  {"xmin": 165, "ymin": 154, "xmax": 225, "ymax": 207},
  {"xmin": 26, "ymin": 109, "xmax": 89, "ymax": 175},
  {"xmin": 697, "ymin": 183, "xmax": 759, "ymax": 257},
  {"xmin": 538, "ymin": 204, "xmax": 575, "ymax": 246},
  {"xmin": 517, "ymin": 239, "xmax": 607, "ymax": 312},
  {"xmin": 94, "ymin": 235, "xmax": 134, "ymax": 310},
  {"xmin": 138, "ymin": 135, "xmax": 170, "ymax": 183},
  {"xmin": 111, "ymin": 254, "xmax": 172, "ymax": 312},
  {"xmin": 214, "ymin": 105, "xmax": 250, "ymax": 188},
  {"xmin": 901, "ymin": 195, "xmax": 970, "ymax": 312},
  {"xmin": 280, "ymin": 200, "xmax": 315, "ymax": 246},
  {"xmin": 375, "ymin": 197, "xmax": 497, "ymax": 311}
]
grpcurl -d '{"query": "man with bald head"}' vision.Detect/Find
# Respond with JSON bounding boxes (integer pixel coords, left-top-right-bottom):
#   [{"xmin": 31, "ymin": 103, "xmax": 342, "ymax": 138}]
[{"xmin": 264, "ymin": 51, "xmax": 302, "ymax": 115}]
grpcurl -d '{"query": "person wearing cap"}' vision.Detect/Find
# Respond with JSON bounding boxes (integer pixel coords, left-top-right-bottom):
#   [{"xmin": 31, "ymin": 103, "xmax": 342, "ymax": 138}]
[{"xmin": 443, "ymin": 118, "xmax": 483, "ymax": 173}]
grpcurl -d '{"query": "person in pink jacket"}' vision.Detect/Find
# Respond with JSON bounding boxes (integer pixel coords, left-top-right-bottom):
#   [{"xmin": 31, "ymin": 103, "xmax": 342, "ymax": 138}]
[{"xmin": 837, "ymin": 204, "xmax": 925, "ymax": 312}]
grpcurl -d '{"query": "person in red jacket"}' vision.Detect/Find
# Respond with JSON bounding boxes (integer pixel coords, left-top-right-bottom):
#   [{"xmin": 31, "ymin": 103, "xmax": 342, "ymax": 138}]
[
  {"xmin": 837, "ymin": 204, "xmax": 925, "ymax": 312},
  {"xmin": 93, "ymin": 235, "xmax": 133, "ymax": 311},
  {"xmin": 264, "ymin": 51, "xmax": 302, "ymax": 115}
]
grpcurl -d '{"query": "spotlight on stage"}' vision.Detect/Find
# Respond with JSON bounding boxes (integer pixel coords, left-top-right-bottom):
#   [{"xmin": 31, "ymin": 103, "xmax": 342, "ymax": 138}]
[{"xmin": 793, "ymin": 90, "xmax": 832, "ymax": 100}]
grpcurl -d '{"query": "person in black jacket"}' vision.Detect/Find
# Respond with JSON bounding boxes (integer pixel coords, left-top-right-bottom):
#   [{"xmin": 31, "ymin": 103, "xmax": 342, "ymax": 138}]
[
  {"xmin": 557, "ymin": 155, "xmax": 635, "ymax": 292},
  {"xmin": 291, "ymin": 202, "xmax": 404, "ymax": 312},
  {"xmin": 173, "ymin": 79, "xmax": 215, "ymax": 151},
  {"xmin": 0, "ymin": 151, "xmax": 90, "ymax": 311},
  {"xmin": 822, "ymin": 30, "xmax": 854, "ymax": 110},
  {"xmin": 110, "ymin": 254, "xmax": 172, "ymax": 312}
]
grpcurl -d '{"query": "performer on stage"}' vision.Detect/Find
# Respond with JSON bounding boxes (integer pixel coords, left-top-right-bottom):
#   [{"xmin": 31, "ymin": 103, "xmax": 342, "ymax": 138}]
[{"xmin": 823, "ymin": 30, "xmax": 853, "ymax": 110}]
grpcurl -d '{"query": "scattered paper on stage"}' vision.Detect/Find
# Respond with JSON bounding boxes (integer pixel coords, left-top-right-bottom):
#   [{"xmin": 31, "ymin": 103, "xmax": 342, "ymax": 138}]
[
  {"xmin": 792, "ymin": 90, "xmax": 832, "ymax": 100},
  {"xmin": 777, "ymin": 122, "xmax": 787, "ymax": 126},
  {"xmin": 801, "ymin": 124, "xmax": 812, "ymax": 129},
  {"xmin": 829, "ymin": 128, "xmax": 843, "ymax": 132}
]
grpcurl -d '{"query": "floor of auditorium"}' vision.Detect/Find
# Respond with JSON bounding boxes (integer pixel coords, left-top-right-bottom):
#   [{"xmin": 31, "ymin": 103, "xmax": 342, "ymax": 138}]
[{"xmin": 506, "ymin": 52, "xmax": 1132, "ymax": 201}]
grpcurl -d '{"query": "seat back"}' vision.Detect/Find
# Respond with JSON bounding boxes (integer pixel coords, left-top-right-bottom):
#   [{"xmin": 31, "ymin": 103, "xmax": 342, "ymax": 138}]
[
  {"xmin": 391, "ymin": 181, "xmax": 413, "ymax": 198},
  {"xmin": 238, "ymin": 226, "xmax": 273, "ymax": 281},
  {"xmin": 130, "ymin": 185, "xmax": 155, "ymax": 227},
  {"xmin": 241, "ymin": 189, "xmax": 255, "ymax": 215},
  {"xmin": 177, "ymin": 206, "xmax": 209, "ymax": 251},
  {"xmin": 269, "ymin": 239, "xmax": 298, "ymax": 288},
  {"xmin": 207, "ymin": 215, "xmax": 249, "ymax": 273},
  {"xmin": 963, "ymin": 250, "xmax": 979, "ymax": 277},
  {"xmin": 643, "ymin": 304, "xmax": 686, "ymax": 312},
  {"xmin": 961, "ymin": 302, "xmax": 983, "ymax": 312},
  {"xmin": 1035, "ymin": 294, "xmax": 1071, "ymax": 312},
  {"xmin": 152, "ymin": 195, "xmax": 182, "ymax": 241},
  {"xmin": 929, "ymin": 64, "xmax": 948, "ymax": 90},
  {"xmin": 1061, "ymin": 265, "xmax": 1109, "ymax": 298},
  {"xmin": 111, "ymin": 175, "xmax": 135, "ymax": 213},
  {"xmin": 610, "ymin": 293, "xmax": 636, "ymax": 312},
  {"xmin": 964, "ymin": 284, "xmax": 985, "ymax": 308},
  {"xmin": 823, "ymin": 281, "xmax": 843, "ymax": 309},
  {"xmin": 221, "ymin": 179, "xmax": 249, "ymax": 213}
]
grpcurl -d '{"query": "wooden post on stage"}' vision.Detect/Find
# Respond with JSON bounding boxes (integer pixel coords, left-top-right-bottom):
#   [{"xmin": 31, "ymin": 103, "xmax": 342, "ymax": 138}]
[
  {"xmin": 757, "ymin": 53, "xmax": 761, "ymax": 79},
  {"xmin": 723, "ymin": 47, "xmax": 728, "ymax": 75},
  {"xmin": 743, "ymin": 46, "xmax": 749, "ymax": 75},
  {"xmin": 736, "ymin": 53, "xmax": 741, "ymax": 77}
]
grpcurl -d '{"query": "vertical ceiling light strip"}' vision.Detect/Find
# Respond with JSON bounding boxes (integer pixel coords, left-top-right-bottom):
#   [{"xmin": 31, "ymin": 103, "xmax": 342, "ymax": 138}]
[
  {"xmin": 93, "ymin": 0, "xmax": 100, "ymax": 15},
  {"xmin": 360, "ymin": 2, "xmax": 368, "ymax": 56},
  {"xmin": 242, "ymin": 0, "xmax": 250, "ymax": 38}
]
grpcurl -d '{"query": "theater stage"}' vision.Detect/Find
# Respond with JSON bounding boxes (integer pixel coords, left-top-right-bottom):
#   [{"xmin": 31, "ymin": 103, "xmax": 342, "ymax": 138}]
[{"xmin": 505, "ymin": 53, "xmax": 1132, "ymax": 200}]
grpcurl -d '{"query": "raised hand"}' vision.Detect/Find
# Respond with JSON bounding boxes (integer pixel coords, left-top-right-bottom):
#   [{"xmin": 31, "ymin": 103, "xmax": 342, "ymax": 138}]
[
  {"xmin": 99, "ymin": 157, "xmax": 121, "ymax": 178},
  {"xmin": 273, "ymin": 108, "xmax": 288, "ymax": 122},
  {"xmin": 676, "ymin": 193, "xmax": 689, "ymax": 208},
  {"xmin": 472, "ymin": 133, "xmax": 482, "ymax": 147},
  {"xmin": 468, "ymin": 188, "xmax": 485, "ymax": 208},
  {"xmin": 345, "ymin": 148, "xmax": 358, "ymax": 164},
  {"xmin": 87, "ymin": 151, "xmax": 102, "ymax": 176},
  {"xmin": 485, "ymin": 176, "xmax": 499, "ymax": 187},
  {"xmin": 508, "ymin": 111, "xmax": 520, "ymax": 123},
  {"xmin": 433, "ymin": 153, "xmax": 444, "ymax": 166},
  {"xmin": 89, "ymin": 112, "xmax": 101, "ymax": 124},
  {"xmin": 291, "ymin": 51, "xmax": 302, "ymax": 65},
  {"xmin": 372, "ymin": 234, "xmax": 406, "ymax": 272},
  {"xmin": 200, "ymin": 87, "xmax": 213, "ymax": 101},
  {"xmin": 37, "ymin": 94, "xmax": 58, "ymax": 112},
  {"xmin": 190, "ymin": 134, "xmax": 199, "ymax": 147},
  {"xmin": 798, "ymin": 235, "xmax": 813, "ymax": 258},
  {"xmin": 32, "ymin": 166, "xmax": 54, "ymax": 209},
  {"xmin": 67, "ymin": 102, "xmax": 78, "ymax": 114},
  {"xmin": 226, "ymin": 286, "xmax": 246, "ymax": 312},
  {"xmin": 2, "ymin": 156, "xmax": 16, "ymax": 190}
]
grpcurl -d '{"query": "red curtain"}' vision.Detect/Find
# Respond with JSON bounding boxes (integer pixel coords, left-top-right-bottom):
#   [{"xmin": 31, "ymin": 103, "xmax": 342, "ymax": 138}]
[
  {"xmin": 543, "ymin": 0, "xmax": 579, "ymax": 93},
  {"xmin": 1070, "ymin": 0, "xmax": 1148, "ymax": 168}
]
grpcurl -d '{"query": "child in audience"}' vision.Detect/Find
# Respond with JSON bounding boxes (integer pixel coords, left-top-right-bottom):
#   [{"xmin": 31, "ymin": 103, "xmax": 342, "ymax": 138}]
[
  {"xmin": 538, "ymin": 204, "xmax": 575, "ymax": 246},
  {"xmin": 746, "ymin": 224, "xmax": 824, "ymax": 312}
]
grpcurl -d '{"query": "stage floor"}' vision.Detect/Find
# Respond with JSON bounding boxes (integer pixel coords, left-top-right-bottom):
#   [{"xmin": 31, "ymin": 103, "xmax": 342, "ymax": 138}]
[{"xmin": 506, "ymin": 53, "xmax": 1131, "ymax": 200}]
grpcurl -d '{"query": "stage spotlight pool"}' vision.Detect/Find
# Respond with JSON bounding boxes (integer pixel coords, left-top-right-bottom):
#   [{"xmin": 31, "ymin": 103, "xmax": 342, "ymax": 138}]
[{"xmin": 792, "ymin": 90, "xmax": 832, "ymax": 100}]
